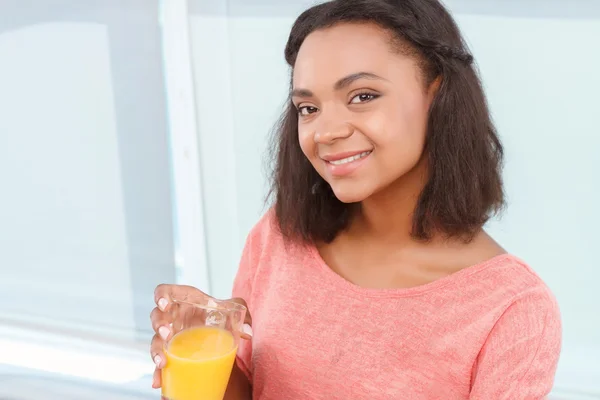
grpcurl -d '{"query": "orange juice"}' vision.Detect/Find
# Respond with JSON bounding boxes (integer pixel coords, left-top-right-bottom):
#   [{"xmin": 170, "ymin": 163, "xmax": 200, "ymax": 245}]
[{"xmin": 162, "ymin": 326, "xmax": 237, "ymax": 400}]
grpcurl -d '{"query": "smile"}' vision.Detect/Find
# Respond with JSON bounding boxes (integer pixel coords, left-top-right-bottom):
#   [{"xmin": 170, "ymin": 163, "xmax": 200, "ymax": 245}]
[{"xmin": 327, "ymin": 151, "xmax": 372, "ymax": 165}]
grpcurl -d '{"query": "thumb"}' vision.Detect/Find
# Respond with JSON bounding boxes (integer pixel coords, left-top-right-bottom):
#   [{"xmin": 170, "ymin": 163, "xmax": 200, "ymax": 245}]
[{"xmin": 231, "ymin": 297, "xmax": 253, "ymax": 340}]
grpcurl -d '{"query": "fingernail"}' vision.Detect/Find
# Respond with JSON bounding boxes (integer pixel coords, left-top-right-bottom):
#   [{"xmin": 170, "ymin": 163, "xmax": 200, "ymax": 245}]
[
  {"xmin": 159, "ymin": 326, "xmax": 170, "ymax": 340},
  {"xmin": 242, "ymin": 323, "xmax": 253, "ymax": 337},
  {"xmin": 207, "ymin": 298, "xmax": 218, "ymax": 308},
  {"xmin": 158, "ymin": 298, "xmax": 168, "ymax": 311},
  {"xmin": 154, "ymin": 355, "xmax": 162, "ymax": 367}
]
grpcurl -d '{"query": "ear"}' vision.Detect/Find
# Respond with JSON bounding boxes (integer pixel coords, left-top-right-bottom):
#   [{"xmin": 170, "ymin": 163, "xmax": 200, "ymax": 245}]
[{"xmin": 427, "ymin": 75, "xmax": 442, "ymax": 103}]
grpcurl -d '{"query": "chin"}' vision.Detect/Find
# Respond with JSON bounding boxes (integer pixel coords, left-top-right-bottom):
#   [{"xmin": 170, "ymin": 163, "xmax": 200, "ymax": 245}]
[{"xmin": 329, "ymin": 185, "xmax": 371, "ymax": 204}]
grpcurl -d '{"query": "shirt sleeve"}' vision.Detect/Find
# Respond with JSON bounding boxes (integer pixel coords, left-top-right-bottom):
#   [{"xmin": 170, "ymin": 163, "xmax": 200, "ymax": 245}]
[
  {"xmin": 469, "ymin": 287, "xmax": 562, "ymax": 400},
  {"xmin": 231, "ymin": 214, "xmax": 268, "ymax": 383}
]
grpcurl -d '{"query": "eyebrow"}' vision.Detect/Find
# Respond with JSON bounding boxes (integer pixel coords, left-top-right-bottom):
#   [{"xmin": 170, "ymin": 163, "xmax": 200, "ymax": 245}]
[{"xmin": 291, "ymin": 72, "xmax": 387, "ymax": 99}]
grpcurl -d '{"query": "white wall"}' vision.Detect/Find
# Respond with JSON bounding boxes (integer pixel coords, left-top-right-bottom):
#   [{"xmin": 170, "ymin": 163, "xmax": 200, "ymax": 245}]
[
  {"xmin": 188, "ymin": 0, "xmax": 599, "ymax": 395},
  {"xmin": 189, "ymin": 0, "xmax": 305, "ymax": 299},
  {"xmin": 0, "ymin": 1, "xmax": 176, "ymax": 340},
  {"xmin": 189, "ymin": 2, "xmax": 295, "ymax": 299},
  {"xmin": 0, "ymin": 22, "xmax": 135, "ymax": 334}
]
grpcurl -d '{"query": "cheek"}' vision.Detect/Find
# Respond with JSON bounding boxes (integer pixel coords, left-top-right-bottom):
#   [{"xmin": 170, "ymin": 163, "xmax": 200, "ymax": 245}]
[
  {"xmin": 364, "ymin": 100, "xmax": 428, "ymax": 169},
  {"xmin": 298, "ymin": 126, "xmax": 315, "ymax": 158},
  {"xmin": 386, "ymin": 95, "xmax": 428, "ymax": 144}
]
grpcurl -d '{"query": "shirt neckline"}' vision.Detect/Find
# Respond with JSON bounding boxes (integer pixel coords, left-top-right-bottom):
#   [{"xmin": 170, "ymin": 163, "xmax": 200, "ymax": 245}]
[{"xmin": 305, "ymin": 242, "xmax": 518, "ymax": 299}]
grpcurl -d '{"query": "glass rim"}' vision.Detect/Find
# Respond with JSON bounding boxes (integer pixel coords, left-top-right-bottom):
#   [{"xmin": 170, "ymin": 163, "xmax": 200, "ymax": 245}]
[{"xmin": 172, "ymin": 298, "xmax": 247, "ymax": 313}]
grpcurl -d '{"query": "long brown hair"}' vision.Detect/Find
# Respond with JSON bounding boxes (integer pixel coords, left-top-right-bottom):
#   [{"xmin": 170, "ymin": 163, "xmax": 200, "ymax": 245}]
[{"xmin": 268, "ymin": 0, "xmax": 504, "ymax": 243}]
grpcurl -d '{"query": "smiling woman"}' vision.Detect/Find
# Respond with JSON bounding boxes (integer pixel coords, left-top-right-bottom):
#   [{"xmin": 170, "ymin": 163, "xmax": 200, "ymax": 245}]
[
  {"xmin": 276, "ymin": 4, "xmax": 503, "ymax": 244},
  {"xmin": 182, "ymin": 0, "xmax": 598, "ymax": 398},
  {"xmin": 150, "ymin": 1, "xmax": 568, "ymax": 400}
]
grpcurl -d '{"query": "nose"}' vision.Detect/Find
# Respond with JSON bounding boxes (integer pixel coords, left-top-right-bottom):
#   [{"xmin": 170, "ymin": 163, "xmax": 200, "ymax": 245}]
[{"xmin": 314, "ymin": 121, "xmax": 353, "ymax": 144}]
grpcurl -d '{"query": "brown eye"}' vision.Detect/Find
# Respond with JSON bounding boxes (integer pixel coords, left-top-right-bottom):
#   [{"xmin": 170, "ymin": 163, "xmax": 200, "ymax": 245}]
[
  {"xmin": 350, "ymin": 93, "xmax": 379, "ymax": 104},
  {"xmin": 298, "ymin": 106, "xmax": 318, "ymax": 116}
]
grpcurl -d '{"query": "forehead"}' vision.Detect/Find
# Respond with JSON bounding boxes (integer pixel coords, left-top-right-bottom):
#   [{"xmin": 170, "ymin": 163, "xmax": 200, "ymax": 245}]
[{"xmin": 293, "ymin": 22, "xmax": 410, "ymax": 87}]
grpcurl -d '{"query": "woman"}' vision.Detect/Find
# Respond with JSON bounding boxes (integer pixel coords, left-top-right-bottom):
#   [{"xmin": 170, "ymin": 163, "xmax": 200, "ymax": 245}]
[{"xmin": 151, "ymin": 0, "xmax": 562, "ymax": 398}]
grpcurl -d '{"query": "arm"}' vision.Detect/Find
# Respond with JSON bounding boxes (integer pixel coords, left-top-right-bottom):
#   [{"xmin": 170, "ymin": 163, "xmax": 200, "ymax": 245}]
[
  {"xmin": 224, "ymin": 363, "xmax": 252, "ymax": 400},
  {"xmin": 469, "ymin": 288, "xmax": 562, "ymax": 399},
  {"xmin": 225, "ymin": 215, "xmax": 268, "ymax": 400}
]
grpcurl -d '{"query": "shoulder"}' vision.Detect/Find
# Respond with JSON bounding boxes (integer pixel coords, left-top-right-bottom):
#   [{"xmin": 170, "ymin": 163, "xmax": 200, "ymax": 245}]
[
  {"xmin": 505, "ymin": 255, "xmax": 560, "ymax": 320},
  {"xmin": 475, "ymin": 255, "xmax": 556, "ymax": 299},
  {"xmin": 470, "ymin": 256, "xmax": 562, "ymax": 397},
  {"xmin": 233, "ymin": 208, "xmax": 296, "ymax": 301},
  {"xmin": 232, "ymin": 210, "xmax": 277, "ymax": 298},
  {"xmin": 477, "ymin": 254, "xmax": 561, "ymax": 331},
  {"xmin": 238, "ymin": 207, "xmax": 292, "ymax": 276},
  {"xmin": 456, "ymin": 254, "xmax": 561, "ymax": 333},
  {"xmin": 244, "ymin": 208, "xmax": 284, "ymax": 252}
]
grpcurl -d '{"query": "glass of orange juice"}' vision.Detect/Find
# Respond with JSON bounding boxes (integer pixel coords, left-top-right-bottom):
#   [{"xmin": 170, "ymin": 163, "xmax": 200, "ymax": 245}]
[{"xmin": 161, "ymin": 297, "xmax": 247, "ymax": 400}]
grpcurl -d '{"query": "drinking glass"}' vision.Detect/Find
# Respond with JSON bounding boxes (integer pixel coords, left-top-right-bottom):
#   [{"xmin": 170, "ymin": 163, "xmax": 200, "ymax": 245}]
[{"xmin": 161, "ymin": 297, "xmax": 246, "ymax": 400}]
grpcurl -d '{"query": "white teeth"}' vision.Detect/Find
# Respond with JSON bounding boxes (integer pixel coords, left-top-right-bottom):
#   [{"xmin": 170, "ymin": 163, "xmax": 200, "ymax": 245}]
[{"xmin": 329, "ymin": 151, "xmax": 371, "ymax": 165}]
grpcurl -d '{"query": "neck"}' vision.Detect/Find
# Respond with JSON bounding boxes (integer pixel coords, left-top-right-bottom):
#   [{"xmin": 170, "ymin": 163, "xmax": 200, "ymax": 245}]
[{"xmin": 351, "ymin": 157, "xmax": 428, "ymax": 243}]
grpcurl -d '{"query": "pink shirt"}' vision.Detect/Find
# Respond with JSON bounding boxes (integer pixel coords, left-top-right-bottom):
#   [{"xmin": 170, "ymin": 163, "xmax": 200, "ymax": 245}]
[{"xmin": 233, "ymin": 212, "xmax": 562, "ymax": 400}]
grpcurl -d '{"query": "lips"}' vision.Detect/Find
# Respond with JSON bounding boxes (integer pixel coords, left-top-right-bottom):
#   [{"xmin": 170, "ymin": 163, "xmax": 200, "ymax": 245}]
[
  {"xmin": 327, "ymin": 151, "xmax": 371, "ymax": 165},
  {"xmin": 321, "ymin": 150, "xmax": 373, "ymax": 177},
  {"xmin": 321, "ymin": 150, "xmax": 373, "ymax": 162}
]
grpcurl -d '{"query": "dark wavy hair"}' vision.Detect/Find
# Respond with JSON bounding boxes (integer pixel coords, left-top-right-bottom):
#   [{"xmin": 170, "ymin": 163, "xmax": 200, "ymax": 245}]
[{"xmin": 268, "ymin": 0, "xmax": 504, "ymax": 243}]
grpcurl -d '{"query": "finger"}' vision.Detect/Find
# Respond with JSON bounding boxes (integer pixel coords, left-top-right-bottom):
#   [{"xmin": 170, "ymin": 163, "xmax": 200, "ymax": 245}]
[
  {"xmin": 150, "ymin": 307, "xmax": 173, "ymax": 340},
  {"xmin": 240, "ymin": 323, "xmax": 253, "ymax": 340},
  {"xmin": 231, "ymin": 297, "xmax": 253, "ymax": 340},
  {"xmin": 151, "ymin": 367, "xmax": 162, "ymax": 389},
  {"xmin": 154, "ymin": 284, "xmax": 208, "ymax": 312},
  {"xmin": 150, "ymin": 333, "xmax": 166, "ymax": 369},
  {"xmin": 150, "ymin": 307, "xmax": 174, "ymax": 342}
]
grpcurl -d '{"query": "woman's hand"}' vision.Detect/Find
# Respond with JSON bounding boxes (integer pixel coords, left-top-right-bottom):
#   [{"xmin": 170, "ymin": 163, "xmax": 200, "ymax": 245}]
[{"xmin": 149, "ymin": 284, "xmax": 253, "ymax": 389}]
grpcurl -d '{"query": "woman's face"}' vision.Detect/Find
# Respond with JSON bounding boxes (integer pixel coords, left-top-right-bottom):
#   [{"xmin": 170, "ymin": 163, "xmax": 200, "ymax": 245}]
[{"xmin": 293, "ymin": 22, "xmax": 437, "ymax": 203}]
